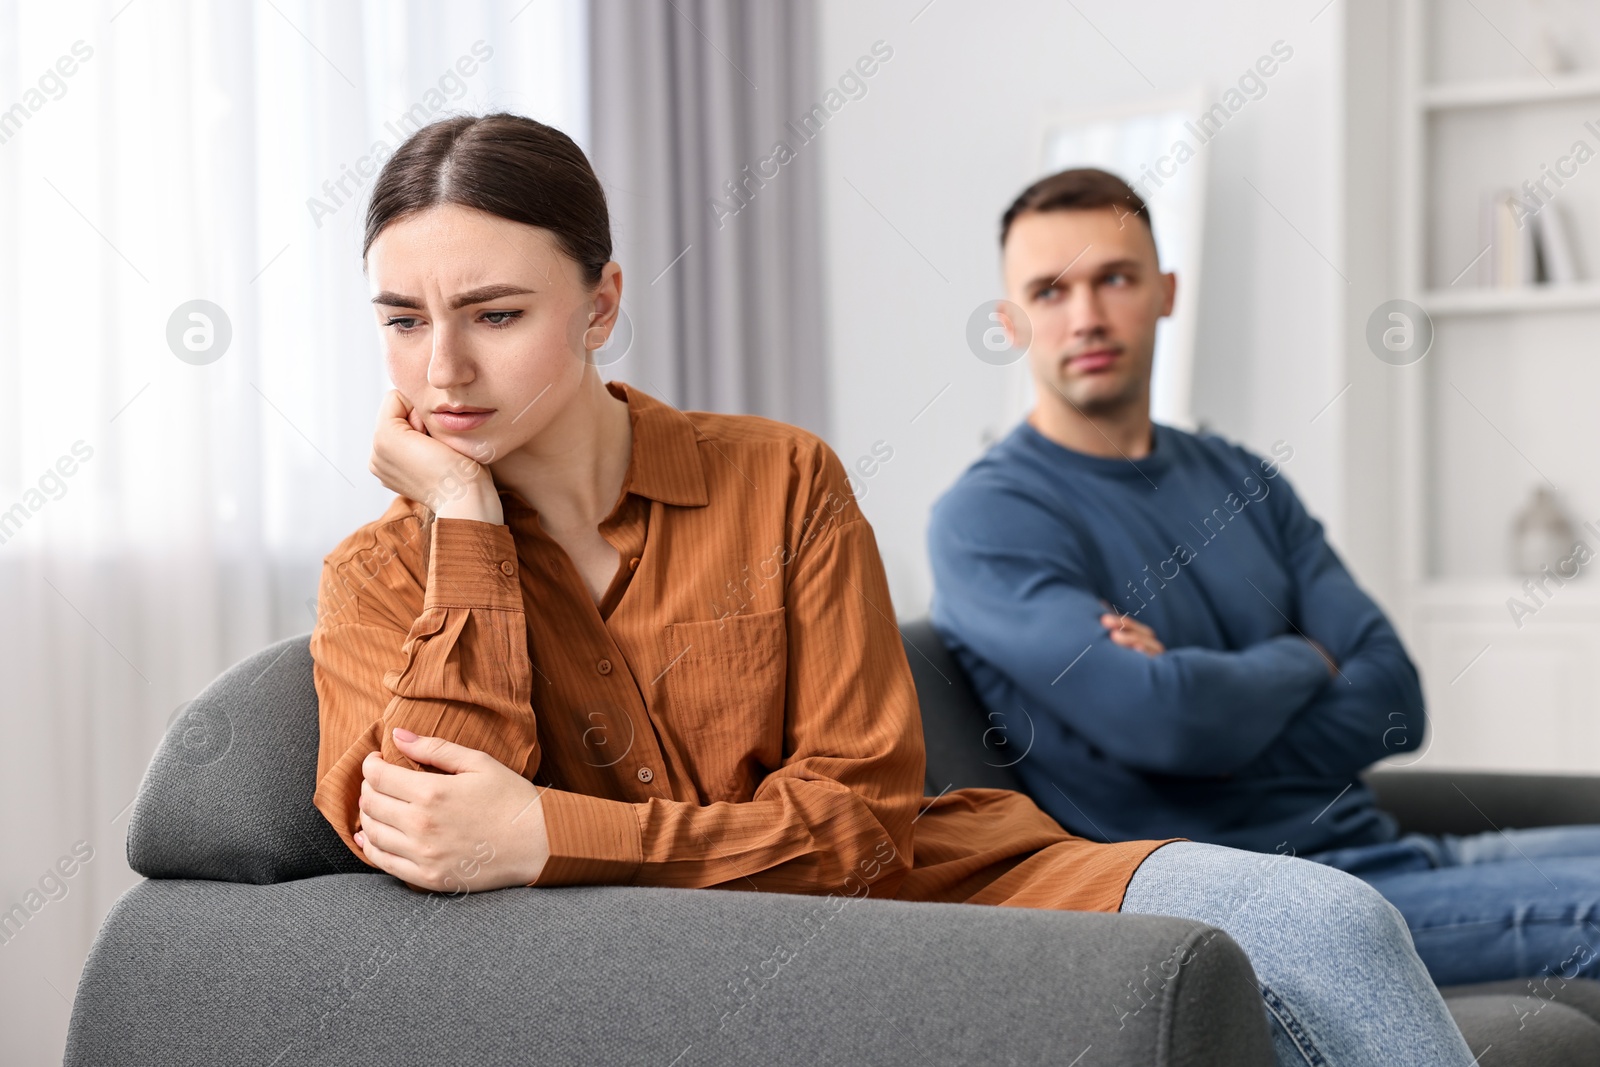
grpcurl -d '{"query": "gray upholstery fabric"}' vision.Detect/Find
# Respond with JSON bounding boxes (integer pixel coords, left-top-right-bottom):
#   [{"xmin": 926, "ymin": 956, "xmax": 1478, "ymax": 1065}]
[
  {"xmin": 1368, "ymin": 767, "xmax": 1600, "ymax": 838},
  {"xmin": 1440, "ymin": 978, "xmax": 1600, "ymax": 1033},
  {"xmin": 1444, "ymin": 997, "xmax": 1600, "ymax": 1066},
  {"xmin": 125, "ymin": 632, "xmax": 365, "ymax": 884},
  {"xmin": 899, "ymin": 619, "xmax": 1025, "ymax": 796},
  {"xmin": 67, "ymin": 874, "xmax": 1275, "ymax": 1067}
]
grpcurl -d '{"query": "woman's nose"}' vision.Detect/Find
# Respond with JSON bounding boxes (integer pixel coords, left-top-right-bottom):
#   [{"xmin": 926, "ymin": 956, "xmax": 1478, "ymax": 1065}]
[{"xmin": 426, "ymin": 327, "xmax": 474, "ymax": 389}]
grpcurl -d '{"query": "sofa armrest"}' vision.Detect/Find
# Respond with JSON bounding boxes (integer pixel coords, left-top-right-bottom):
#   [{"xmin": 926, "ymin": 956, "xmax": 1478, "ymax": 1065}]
[
  {"xmin": 68, "ymin": 874, "xmax": 1273, "ymax": 1067},
  {"xmin": 1366, "ymin": 767, "xmax": 1600, "ymax": 836}
]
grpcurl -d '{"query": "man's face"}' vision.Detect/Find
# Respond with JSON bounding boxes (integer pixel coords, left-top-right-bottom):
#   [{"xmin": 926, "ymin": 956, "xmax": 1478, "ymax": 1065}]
[{"xmin": 1000, "ymin": 206, "xmax": 1175, "ymax": 418}]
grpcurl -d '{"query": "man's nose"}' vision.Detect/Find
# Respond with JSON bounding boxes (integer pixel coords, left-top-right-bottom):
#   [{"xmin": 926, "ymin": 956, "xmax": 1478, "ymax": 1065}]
[{"xmin": 1066, "ymin": 286, "xmax": 1109, "ymax": 337}]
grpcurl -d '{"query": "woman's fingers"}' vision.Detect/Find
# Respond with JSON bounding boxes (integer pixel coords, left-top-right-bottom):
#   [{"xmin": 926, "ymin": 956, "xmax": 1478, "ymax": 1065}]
[
  {"xmin": 369, "ymin": 389, "xmax": 486, "ymax": 505},
  {"xmin": 376, "ymin": 389, "xmax": 428, "ymax": 436},
  {"xmin": 355, "ymin": 807, "xmax": 414, "ymax": 864},
  {"xmin": 359, "ymin": 778, "xmax": 412, "ymax": 831},
  {"xmin": 376, "ymin": 388, "xmax": 408, "ymax": 426},
  {"xmin": 356, "ymin": 825, "xmax": 429, "ymax": 887}
]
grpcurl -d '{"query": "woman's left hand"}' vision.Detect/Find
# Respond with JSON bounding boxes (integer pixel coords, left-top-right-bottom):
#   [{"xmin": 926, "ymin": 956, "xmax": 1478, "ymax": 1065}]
[{"xmin": 355, "ymin": 727, "xmax": 551, "ymax": 892}]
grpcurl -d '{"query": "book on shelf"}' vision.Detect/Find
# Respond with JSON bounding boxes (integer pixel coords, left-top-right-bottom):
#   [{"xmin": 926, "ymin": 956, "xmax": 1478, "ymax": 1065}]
[
  {"xmin": 1535, "ymin": 203, "xmax": 1579, "ymax": 284},
  {"xmin": 1477, "ymin": 188, "xmax": 1582, "ymax": 287}
]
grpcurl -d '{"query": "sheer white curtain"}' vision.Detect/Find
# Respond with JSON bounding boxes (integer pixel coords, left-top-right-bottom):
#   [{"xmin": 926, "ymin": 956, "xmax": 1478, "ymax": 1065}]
[{"xmin": 0, "ymin": 0, "xmax": 586, "ymax": 1055}]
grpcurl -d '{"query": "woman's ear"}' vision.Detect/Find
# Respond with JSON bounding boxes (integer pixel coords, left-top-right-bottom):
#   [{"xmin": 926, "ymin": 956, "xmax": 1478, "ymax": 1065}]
[{"xmin": 586, "ymin": 261, "xmax": 624, "ymax": 343}]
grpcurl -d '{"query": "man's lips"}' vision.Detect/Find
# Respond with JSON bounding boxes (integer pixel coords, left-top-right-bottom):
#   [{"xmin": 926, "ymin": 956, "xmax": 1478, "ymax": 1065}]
[{"xmin": 1062, "ymin": 348, "xmax": 1120, "ymax": 373}]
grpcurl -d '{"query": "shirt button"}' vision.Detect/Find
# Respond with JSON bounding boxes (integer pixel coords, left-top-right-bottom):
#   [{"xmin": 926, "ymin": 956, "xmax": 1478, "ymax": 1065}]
[
  {"xmin": 636, "ymin": 766, "xmax": 653, "ymax": 783},
  {"xmin": 499, "ymin": 561, "xmax": 515, "ymax": 576},
  {"xmin": 629, "ymin": 556, "xmax": 640, "ymax": 571},
  {"xmin": 597, "ymin": 658, "xmax": 612, "ymax": 675}
]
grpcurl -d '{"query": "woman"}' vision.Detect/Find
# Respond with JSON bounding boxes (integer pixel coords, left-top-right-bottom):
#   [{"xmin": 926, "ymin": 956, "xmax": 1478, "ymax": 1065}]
[{"xmin": 309, "ymin": 113, "xmax": 1474, "ymax": 1065}]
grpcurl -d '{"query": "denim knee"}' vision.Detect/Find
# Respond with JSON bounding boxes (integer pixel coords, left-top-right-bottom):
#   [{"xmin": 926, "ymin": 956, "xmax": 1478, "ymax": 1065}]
[{"xmin": 1280, "ymin": 858, "xmax": 1414, "ymax": 958}]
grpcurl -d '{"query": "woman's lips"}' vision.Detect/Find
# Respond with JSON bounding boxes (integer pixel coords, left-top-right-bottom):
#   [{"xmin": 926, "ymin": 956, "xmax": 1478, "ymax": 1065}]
[{"xmin": 432, "ymin": 409, "xmax": 495, "ymax": 431}]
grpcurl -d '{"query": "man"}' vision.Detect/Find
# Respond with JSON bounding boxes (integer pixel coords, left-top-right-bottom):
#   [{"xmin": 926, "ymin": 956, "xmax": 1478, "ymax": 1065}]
[{"xmin": 926, "ymin": 167, "xmax": 1600, "ymax": 988}]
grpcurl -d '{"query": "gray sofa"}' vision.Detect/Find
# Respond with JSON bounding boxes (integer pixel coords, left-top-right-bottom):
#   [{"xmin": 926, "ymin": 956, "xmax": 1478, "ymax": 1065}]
[
  {"xmin": 61, "ymin": 623, "xmax": 1600, "ymax": 1065},
  {"xmin": 901, "ymin": 618, "xmax": 1600, "ymax": 1064}
]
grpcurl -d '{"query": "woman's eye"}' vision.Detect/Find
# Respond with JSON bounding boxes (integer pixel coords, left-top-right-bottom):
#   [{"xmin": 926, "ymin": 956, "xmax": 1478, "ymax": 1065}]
[
  {"xmin": 383, "ymin": 317, "xmax": 421, "ymax": 333},
  {"xmin": 481, "ymin": 310, "xmax": 522, "ymax": 328}
]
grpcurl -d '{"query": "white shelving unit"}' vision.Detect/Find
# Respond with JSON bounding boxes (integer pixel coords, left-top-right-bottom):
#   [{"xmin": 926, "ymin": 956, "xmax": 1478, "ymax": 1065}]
[
  {"xmin": 1419, "ymin": 70, "xmax": 1600, "ymax": 110},
  {"xmin": 1390, "ymin": 0, "xmax": 1600, "ymax": 773},
  {"xmin": 1420, "ymin": 282, "xmax": 1600, "ymax": 316}
]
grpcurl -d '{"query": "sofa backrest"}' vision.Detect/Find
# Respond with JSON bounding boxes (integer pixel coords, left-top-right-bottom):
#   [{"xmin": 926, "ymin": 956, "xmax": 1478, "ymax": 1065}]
[
  {"xmin": 126, "ymin": 633, "xmax": 367, "ymax": 884},
  {"xmin": 899, "ymin": 619, "xmax": 1026, "ymax": 795}
]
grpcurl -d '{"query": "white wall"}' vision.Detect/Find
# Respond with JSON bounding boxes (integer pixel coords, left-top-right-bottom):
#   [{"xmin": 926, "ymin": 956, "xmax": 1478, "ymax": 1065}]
[{"xmin": 815, "ymin": 0, "xmax": 1356, "ymax": 618}]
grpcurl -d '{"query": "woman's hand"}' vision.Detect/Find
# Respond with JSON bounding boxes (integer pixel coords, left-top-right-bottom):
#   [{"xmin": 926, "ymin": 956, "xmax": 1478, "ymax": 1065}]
[
  {"xmin": 369, "ymin": 390, "xmax": 501, "ymax": 521},
  {"xmin": 355, "ymin": 727, "xmax": 551, "ymax": 892}
]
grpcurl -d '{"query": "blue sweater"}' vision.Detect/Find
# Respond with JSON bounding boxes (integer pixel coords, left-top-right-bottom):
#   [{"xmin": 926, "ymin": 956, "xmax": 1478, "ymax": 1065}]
[{"xmin": 926, "ymin": 419, "xmax": 1420, "ymax": 856}]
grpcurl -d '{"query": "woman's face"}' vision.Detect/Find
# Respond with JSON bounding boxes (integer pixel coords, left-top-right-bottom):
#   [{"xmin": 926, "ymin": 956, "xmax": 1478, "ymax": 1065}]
[{"xmin": 365, "ymin": 202, "xmax": 609, "ymax": 463}]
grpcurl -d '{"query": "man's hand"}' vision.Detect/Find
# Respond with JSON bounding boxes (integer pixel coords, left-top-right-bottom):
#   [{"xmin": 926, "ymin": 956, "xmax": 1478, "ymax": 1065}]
[
  {"xmin": 1304, "ymin": 637, "xmax": 1339, "ymax": 679},
  {"xmin": 1100, "ymin": 610, "xmax": 1165, "ymax": 656},
  {"xmin": 354, "ymin": 727, "xmax": 550, "ymax": 892}
]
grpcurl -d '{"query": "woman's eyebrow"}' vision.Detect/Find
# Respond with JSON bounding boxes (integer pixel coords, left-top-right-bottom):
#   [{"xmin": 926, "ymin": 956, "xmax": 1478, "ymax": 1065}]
[{"xmin": 370, "ymin": 284, "xmax": 536, "ymax": 311}]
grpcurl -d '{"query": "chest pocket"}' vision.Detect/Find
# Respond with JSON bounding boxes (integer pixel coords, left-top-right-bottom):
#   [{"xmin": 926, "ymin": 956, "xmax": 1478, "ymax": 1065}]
[{"xmin": 661, "ymin": 607, "xmax": 788, "ymax": 803}]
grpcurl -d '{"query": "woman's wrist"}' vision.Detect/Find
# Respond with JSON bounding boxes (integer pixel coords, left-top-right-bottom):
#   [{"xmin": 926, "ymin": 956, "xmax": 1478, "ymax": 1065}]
[
  {"xmin": 433, "ymin": 477, "xmax": 504, "ymax": 524},
  {"xmin": 521, "ymin": 792, "xmax": 552, "ymax": 886}
]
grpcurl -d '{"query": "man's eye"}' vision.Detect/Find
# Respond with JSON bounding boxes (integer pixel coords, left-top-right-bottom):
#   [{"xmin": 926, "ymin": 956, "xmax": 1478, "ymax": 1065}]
[
  {"xmin": 1103, "ymin": 272, "xmax": 1130, "ymax": 286},
  {"xmin": 481, "ymin": 310, "xmax": 522, "ymax": 328},
  {"xmin": 383, "ymin": 317, "xmax": 421, "ymax": 332},
  {"xmin": 1035, "ymin": 285, "xmax": 1059, "ymax": 301}
]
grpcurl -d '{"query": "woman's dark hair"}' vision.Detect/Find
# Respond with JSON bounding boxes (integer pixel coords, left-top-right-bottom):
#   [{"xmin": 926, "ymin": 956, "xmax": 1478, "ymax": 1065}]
[
  {"xmin": 363, "ymin": 112, "xmax": 612, "ymax": 287},
  {"xmin": 1000, "ymin": 167, "xmax": 1153, "ymax": 250}
]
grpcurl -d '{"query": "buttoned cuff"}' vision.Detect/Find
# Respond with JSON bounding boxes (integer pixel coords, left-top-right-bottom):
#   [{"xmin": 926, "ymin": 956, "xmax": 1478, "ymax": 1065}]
[
  {"xmin": 423, "ymin": 518, "xmax": 522, "ymax": 612},
  {"xmin": 530, "ymin": 788, "xmax": 645, "ymax": 887}
]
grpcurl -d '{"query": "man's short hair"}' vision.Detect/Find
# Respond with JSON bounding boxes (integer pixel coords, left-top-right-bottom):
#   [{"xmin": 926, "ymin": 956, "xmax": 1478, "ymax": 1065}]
[{"xmin": 1000, "ymin": 167, "xmax": 1154, "ymax": 249}]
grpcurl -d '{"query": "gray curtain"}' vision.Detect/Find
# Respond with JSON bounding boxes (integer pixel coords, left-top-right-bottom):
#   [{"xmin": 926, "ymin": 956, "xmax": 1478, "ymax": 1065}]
[{"xmin": 588, "ymin": 0, "xmax": 829, "ymax": 437}]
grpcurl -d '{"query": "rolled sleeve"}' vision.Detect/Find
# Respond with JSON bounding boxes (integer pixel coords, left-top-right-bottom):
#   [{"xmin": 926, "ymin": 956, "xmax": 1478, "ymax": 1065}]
[{"xmin": 311, "ymin": 508, "xmax": 542, "ymax": 863}]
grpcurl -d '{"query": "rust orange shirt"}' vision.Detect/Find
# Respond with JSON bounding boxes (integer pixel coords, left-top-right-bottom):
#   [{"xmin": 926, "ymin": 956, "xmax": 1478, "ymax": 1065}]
[{"xmin": 310, "ymin": 380, "xmax": 1174, "ymax": 908}]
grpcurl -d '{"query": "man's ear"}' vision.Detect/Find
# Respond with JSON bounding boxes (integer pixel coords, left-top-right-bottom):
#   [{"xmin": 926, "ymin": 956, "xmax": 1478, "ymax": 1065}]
[
  {"xmin": 996, "ymin": 300, "xmax": 1018, "ymax": 348},
  {"xmin": 1159, "ymin": 271, "xmax": 1177, "ymax": 318},
  {"xmin": 995, "ymin": 298, "xmax": 1032, "ymax": 352}
]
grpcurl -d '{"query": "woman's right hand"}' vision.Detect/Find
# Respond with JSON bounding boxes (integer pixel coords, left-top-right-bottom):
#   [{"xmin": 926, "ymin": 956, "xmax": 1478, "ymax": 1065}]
[{"xmin": 369, "ymin": 390, "xmax": 502, "ymax": 522}]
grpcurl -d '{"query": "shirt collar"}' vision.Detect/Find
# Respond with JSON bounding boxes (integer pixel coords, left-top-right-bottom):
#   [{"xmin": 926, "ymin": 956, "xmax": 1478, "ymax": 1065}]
[
  {"xmin": 493, "ymin": 379, "xmax": 709, "ymax": 515},
  {"xmin": 607, "ymin": 379, "xmax": 709, "ymax": 507}
]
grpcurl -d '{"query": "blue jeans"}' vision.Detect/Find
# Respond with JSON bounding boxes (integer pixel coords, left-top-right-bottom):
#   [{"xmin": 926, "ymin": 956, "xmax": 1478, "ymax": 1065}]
[
  {"xmin": 1122, "ymin": 841, "xmax": 1475, "ymax": 1066},
  {"xmin": 1306, "ymin": 825, "xmax": 1600, "ymax": 988}
]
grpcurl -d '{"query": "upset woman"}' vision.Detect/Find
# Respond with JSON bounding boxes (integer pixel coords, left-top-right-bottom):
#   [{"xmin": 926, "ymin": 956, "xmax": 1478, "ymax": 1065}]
[{"xmin": 308, "ymin": 112, "xmax": 1475, "ymax": 1067}]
